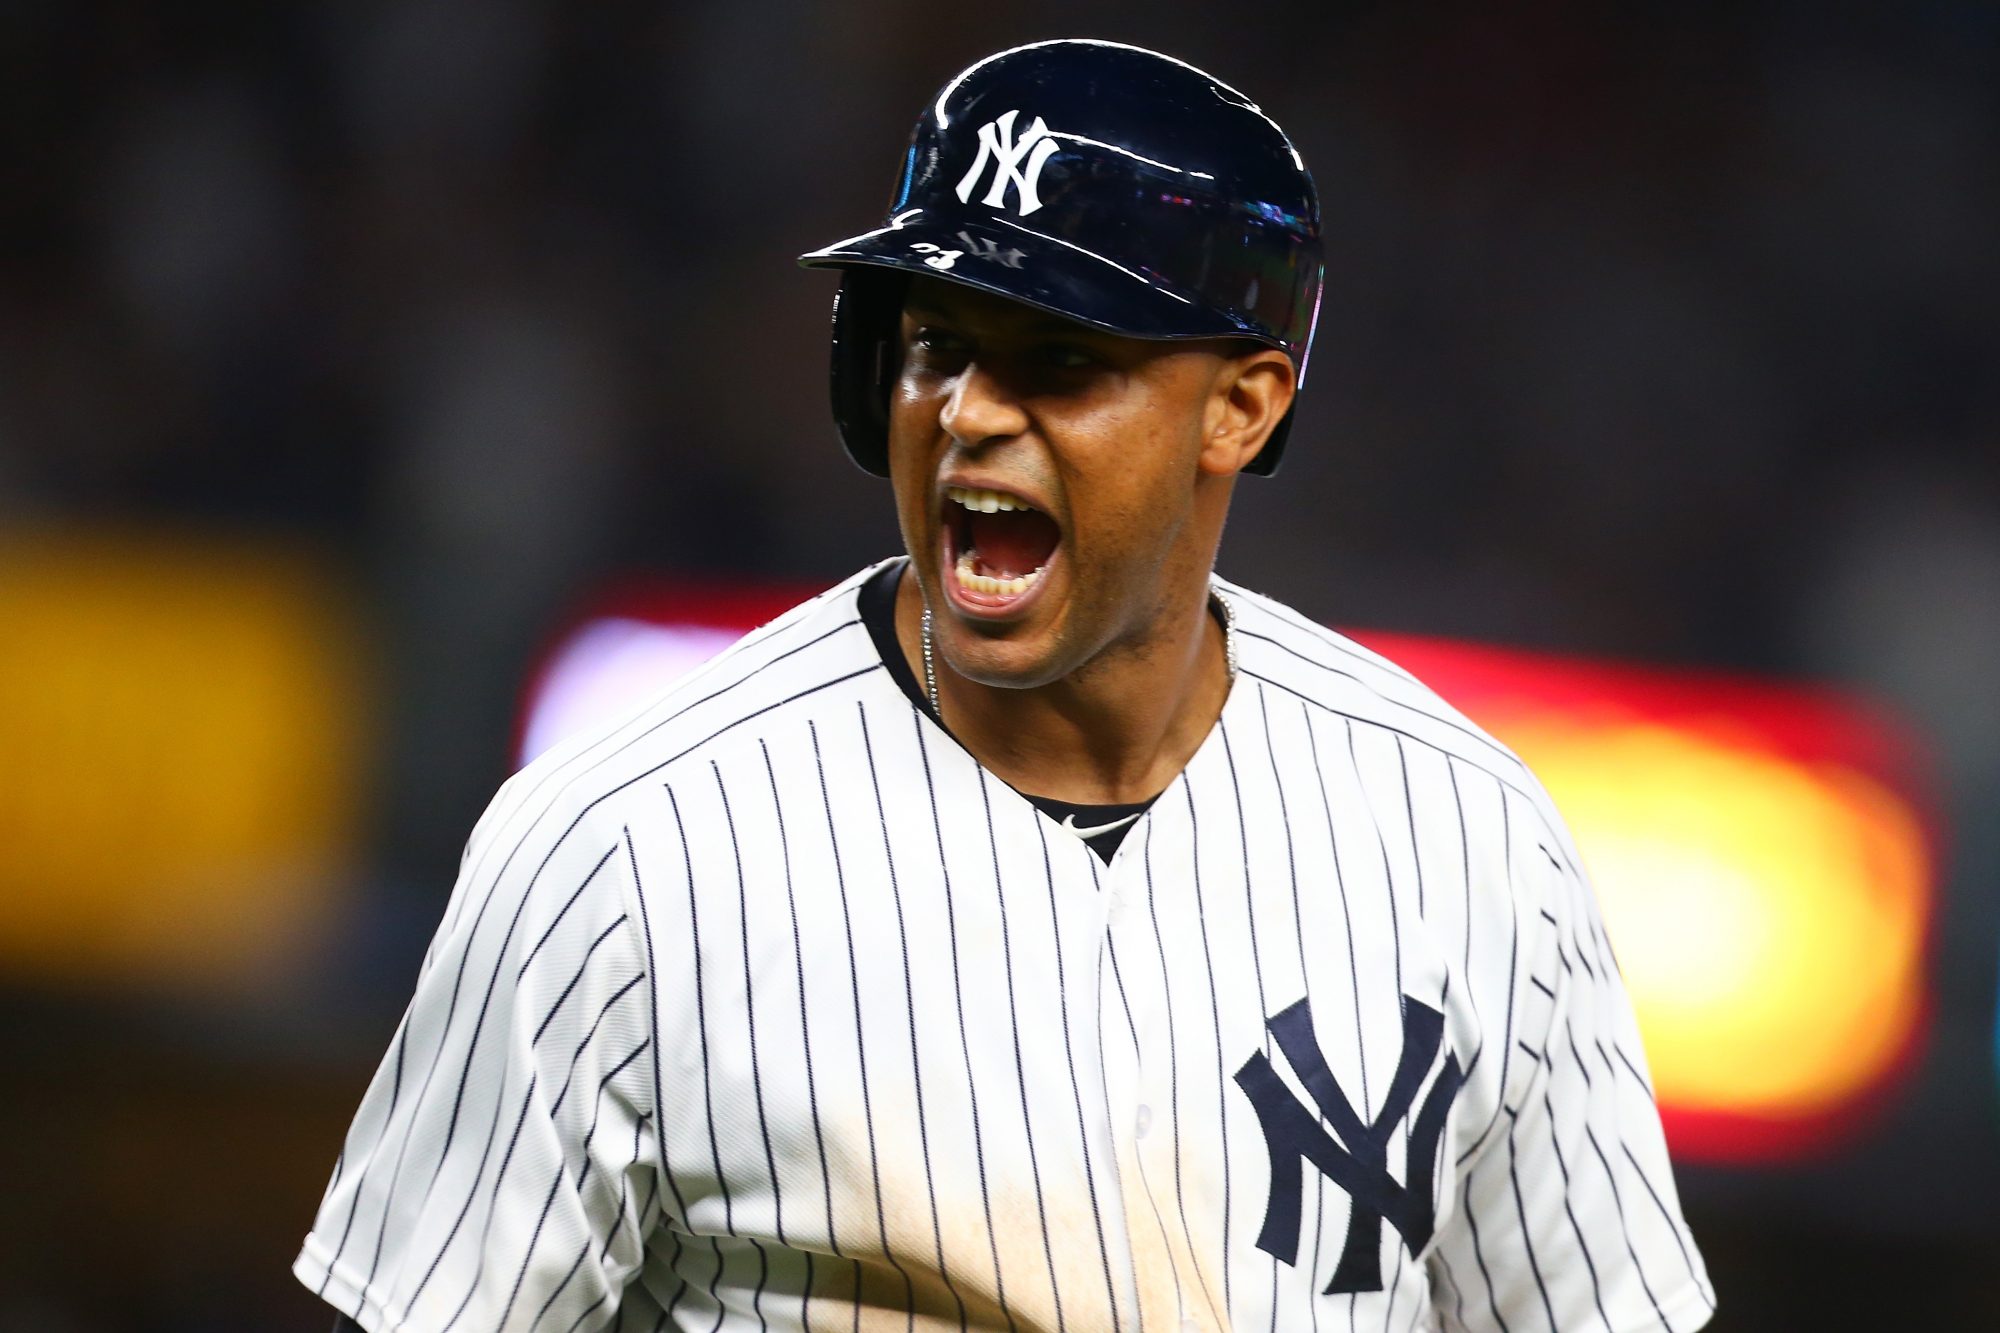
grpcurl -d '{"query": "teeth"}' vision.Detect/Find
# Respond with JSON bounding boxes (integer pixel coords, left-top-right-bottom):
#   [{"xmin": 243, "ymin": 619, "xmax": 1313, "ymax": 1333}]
[
  {"xmin": 944, "ymin": 486, "xmax": 1050, "ymax": 599},
  {"xmin": 946, "ymin": 485, "xmax": 1033, "ymax": 513},
  {"xmin": 954, "ymin": 549, "xmax": 1042, "ymax": 597}
]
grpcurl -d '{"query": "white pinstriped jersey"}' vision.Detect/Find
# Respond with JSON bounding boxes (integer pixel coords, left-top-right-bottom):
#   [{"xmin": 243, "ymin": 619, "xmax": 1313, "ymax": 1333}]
[{"xmin": 297, "ymin": 561, "xmax": 1713, "ymax": 1332}]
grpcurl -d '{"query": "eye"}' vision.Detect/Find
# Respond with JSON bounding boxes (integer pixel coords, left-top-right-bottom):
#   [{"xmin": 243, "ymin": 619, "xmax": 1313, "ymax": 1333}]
[
  {"xmin": 1042, "ymin": 342, "xmax": 1098, "ymax": 371},
  {"xmin": 908, "ymin": 326, "xmax": 969, "ymax": 361}
]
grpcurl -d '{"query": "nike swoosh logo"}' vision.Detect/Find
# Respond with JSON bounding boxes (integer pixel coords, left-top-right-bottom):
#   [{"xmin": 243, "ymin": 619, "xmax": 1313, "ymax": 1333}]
[{"xmin": 1059, "ymin": 811, "xmax": 1143, "ymax": 839}]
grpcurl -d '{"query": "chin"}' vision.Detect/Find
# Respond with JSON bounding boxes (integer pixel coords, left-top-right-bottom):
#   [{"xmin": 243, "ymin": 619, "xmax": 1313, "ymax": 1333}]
[
  {"xmin": 942, "ymin": 592, "xmax": 1131, "ymax": 696},
  {"xmin": 938, "ymin": 621, "xmax": 1072, "ymax": 692}
]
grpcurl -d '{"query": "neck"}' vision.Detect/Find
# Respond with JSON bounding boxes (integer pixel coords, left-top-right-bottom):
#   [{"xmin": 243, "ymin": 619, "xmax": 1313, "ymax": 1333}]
[{"xmin": 895, "ymin": 567, "xmax": 1233, "ymax": 805}]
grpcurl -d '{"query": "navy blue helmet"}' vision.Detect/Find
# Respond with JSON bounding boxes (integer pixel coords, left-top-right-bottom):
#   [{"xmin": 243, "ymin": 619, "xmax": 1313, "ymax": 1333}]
[{"xmin": 800, "ymin": 39, "xmax": 1323, "ymax": 477}]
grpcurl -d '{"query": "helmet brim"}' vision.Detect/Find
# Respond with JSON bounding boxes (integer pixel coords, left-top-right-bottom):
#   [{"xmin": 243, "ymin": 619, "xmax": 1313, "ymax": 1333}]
[{"xmin": 799, "ymin": 208, "xmax": 1276, "ymax": 352}]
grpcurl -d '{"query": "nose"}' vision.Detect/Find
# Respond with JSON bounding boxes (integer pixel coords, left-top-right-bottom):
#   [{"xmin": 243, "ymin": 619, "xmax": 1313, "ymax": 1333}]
[{"xmin": 938, "ymin": 360, "xmax": 1030, "ymax": 449}]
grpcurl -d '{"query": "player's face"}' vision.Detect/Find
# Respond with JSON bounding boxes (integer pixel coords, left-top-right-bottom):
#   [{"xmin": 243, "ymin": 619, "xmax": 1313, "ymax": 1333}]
[{"xmin": 887, "ymin": 277, "xmax": 1282, "ymax": 691}]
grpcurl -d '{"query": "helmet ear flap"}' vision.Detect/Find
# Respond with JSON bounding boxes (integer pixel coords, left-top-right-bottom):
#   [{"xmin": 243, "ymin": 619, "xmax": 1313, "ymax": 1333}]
[{"xmin": 828, "ymin": 269, "xmax": 911, "ymax": 477}]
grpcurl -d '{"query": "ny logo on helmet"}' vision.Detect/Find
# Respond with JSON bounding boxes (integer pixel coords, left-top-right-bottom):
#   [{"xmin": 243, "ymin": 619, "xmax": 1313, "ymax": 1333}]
[{"xmin": 955, "ymin": 109, "xmax": 1060, "ymax": 216}]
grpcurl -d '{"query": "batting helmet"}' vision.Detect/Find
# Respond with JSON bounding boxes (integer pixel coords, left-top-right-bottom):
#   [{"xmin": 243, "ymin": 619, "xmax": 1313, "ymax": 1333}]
[{"xmin": 799, "ymin": 38, "xmax": 1323, "ymax": 477}]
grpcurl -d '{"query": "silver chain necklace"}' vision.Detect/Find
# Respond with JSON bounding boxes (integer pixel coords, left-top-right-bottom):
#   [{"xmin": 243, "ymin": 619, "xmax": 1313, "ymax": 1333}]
[{"xmin": 921, "ymin": 587, "xmax": 1238, "ymax": 720}]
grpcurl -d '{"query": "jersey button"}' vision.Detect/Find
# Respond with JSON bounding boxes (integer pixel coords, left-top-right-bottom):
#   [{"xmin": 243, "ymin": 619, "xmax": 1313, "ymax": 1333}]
[
  {"xmin": 1134, "ymin": 1103, "xmax": 1152, "ymax": 1138},
  {"xmin": 1180, "ymin": 1319, "xmax": 1201, "ymax": 1333}
]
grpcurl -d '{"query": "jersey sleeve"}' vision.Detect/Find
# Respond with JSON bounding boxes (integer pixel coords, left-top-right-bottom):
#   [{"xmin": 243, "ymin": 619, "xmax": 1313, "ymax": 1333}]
[
  {"xmin": 295, "ymin": 781, "xmax": 665, "ymax": 1333},
  {"xmin": 1429, "ymin": 804, "xmax": 1716, "ymax": 1333}
]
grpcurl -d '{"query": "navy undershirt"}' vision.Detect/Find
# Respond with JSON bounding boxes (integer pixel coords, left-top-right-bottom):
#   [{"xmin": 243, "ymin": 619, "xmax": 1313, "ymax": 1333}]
[{"xmin": 858, "ymin": 561, "xmax": 1154, "ymax": 863}]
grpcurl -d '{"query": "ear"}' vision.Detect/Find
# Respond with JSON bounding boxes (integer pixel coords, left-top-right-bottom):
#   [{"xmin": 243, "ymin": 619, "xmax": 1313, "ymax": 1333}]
[{"xmin": 1198, "ymin": 348, "xmax": 1297, "ymax": 476}]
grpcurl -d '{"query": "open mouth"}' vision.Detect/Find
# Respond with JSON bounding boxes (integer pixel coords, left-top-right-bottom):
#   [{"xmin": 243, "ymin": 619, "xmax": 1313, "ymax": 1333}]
[{"xmin": 942, "ymin": 484, "xmax": 1062, "ymax": 611}]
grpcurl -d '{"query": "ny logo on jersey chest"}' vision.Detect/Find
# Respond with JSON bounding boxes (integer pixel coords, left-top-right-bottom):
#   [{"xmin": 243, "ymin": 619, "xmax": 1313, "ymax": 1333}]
[
  {"xmin": 1234, "ymin": 995, "xmax": 1464, "ymax": 1294},
  {"xmin": 955, "ymin": 109, "xmax": 1060, "ymax": 216}
]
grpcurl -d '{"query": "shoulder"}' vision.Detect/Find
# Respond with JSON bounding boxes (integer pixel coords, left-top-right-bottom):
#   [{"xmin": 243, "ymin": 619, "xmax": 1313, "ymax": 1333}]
[
  {"xmin": 1217, "ymin": 576, "xmax": 1579, "ymax": 866},
  {"xmin": 1217, "ymin": 576, "xmax": 1523, "ymax": 780},
  {"xmin": 468, "ymin": 564, "xmax": 892, "ymax": 878}
]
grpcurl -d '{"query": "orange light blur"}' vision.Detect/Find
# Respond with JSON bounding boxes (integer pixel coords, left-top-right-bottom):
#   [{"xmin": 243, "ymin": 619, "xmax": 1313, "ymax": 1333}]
[
  {"xmin": 0, "ymin": 530, "xmax": 368, "ymax": 994},
  {"xmin": 1361, "ymin": 633, "xmax": 1936, "ymax": 1162}
]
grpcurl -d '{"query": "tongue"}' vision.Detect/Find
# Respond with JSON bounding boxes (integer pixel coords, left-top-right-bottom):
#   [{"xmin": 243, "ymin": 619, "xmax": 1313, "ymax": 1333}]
[{"xmin": 967, "ymin": 509, "xmax": 1060, "ymax": 579}]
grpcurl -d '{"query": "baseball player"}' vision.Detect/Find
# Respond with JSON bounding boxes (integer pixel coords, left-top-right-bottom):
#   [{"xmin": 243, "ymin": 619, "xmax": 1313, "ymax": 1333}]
[{"xmin": 301, "ymin": 39, "xmax": 1713, "ymax": 1332}]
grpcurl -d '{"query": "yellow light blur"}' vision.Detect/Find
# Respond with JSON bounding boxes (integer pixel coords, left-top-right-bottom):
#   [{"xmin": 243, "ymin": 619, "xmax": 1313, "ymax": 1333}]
[
  {"xmin": 1503, "ymin": 712, "xmax": 1929, "ymax": 1120},
  {"xmin": 0, "ymin": 530, "xmax": 367, "ymax": 993}
]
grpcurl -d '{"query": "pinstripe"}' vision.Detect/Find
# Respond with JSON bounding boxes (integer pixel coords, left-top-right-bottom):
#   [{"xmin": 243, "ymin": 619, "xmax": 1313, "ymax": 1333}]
[
  {"xmin": 661, "ymin": 1230, "xmax": 687, "ymax": 1324},
  {"xmin": 1503, "ymin": 1125, "xmax": 1558, "ymax": 1330},
  {"xmin": 811, "ymin": 718, "xmax": 920, "ymax": 1325},
  {"xmin": 1230, "ymin": 624, "xmax": 1527, "ymax": 780},
  {"xmin": 1342, "ymin": 718, "xmax": 1404, "ymax": 1003},
  {"xmin": 397, "ymin": 844, "xmax": 633, "ymax": 1325},
  {"xmin": 1029, "ymin": 816, "xmax": 1123, "ymax": 1327},
  {"xmin": 1181, "ymin": 779, "xmax": 1235, "ymax": 1314},
  {"xmin": 713, "ymin": 761, "xmax": 782, "ymax": 1327},
  {"xmin": 1394, "ymin": 738, "xmax": 1425, "ymax": 918},
  {"xmin": 760, "ymin": 740, "xmax": 838, "ymax": 1259},
  {"xmin": 518, "ymin": 855, "xmax": 613, "ymax": 981},
  {"xmin": 600, "ymin": 1112, "xmax": 653, "ymax": 1264},
  {"xmin": 623, "ymin": 826, "xmax": 685, "ymax": 1223},
  {"xmin": 913, "ymin": 719, "xmax": 1018, "ymax": 1333},
  {"xmin": 1085, "ymin": 916, "xmax": 1144, "ymax": 1325},
  {"xmin": 1102, "ymin": 932, "xmax": 1188, "ymax": 1321},
  {"xmin": 527, "ymin": 1239, "xmax": 591, "ymax": 1331},
  {"xmin": 397, "ymin": 1057, "xmax": 528, "ymax": 1316},
  {"xmin": 1621, "ymin": 1143, "xmax": 1710, "ymax": 1301},
  {"xmin": 1448, "ymin": 759, "xmax": 1471, "ymax": 980},
  {"xmin": 858, "ymin": 702, "xmax": 970, "ymax": 1332},
  {"xmin": 546, "ymin": 986, "xmax": 642, "ymax": 1125},
  {"xmin": 368, "ymin": 849, "xmax": 536, "ymax": 1296},
  {"xmin": 574, "ymin": 1041, "xmax": 652, "ymax": 1192},
  {"xmin": 1238, "ymin": 666, "xmax": 1583, "ymax": 884},
  {"xmin": 705, "ymin": 1235, "xmax": 728, "ymax": 1333},
  {"xmin": 1571, "ymin": 880, "xmax": 1708, "ymax": 1306},
  {"xmin": 1402, "ymin": 1270, "xmax": 1427, "ymax": 1333},
  {"xmin": 746, "ymin": 1236, "xmax": 773, "ymax": 1333},
  {"xmin": 1231, "ymin": 597, "xmax": 1434, "ymax": 694},
  {"xmin": 1460, "ymin": 783, "xmax": 1522, "ymax": 1166},
  {"xmin": 1254, "ymin": 684, "xmax": 1324, "ymax": 1333},
  {"xmin": 493, "ymin": 1158, "xmax": 570, "ymax": 1333},
  {"xmin": 1216, "ymin": 718, "xmax": 1282, "ymax": 1331},
  {"xmin": 627, "ymin": 1165, "xmax": 661, "ymax": 1261},
  {"xmin": 491, "ymin": 1040, "xmax": 649, "ymax": 1331},
  {"xmin": 976, "ymin": 770, "xmax": 1068, "ymax": 1331},
  {"xmin": 1541, "ymin": 1086, "xmax": 1613, "ymax": 1333},
  {"xmin": 667, "ymin": 782, "xmax": 735, "ymax": 1235},
  {"xmin": 1304, "ymin": 706, "xmax": 1370, "ymax": 1113},
  {"xmin": 1460, "ymin": 1157, "xmax": 1513, "ymax": 1333},
  {"xmin": 1582, "ymin": 1125, "xmax": 1668, "ymax": 1325},
  {"xmin": 430, "ymin": 1073, "xmax": 541, "ymax": 1332},
  {"xmin": 532, "ymin": 914, "xmax": 632, "ymax": 1045},
  {"xmin": 1140, "ymin": 821, "xmax": 1224, "ymax": 1328},
  {"xmin": 719, "ymin": 771, "xmax": 783, "ymax": 1233},
  {"xmin": 1434, "ymin": 1249, "xmax": 1469, "ymax": 1331},
  {"xmin": 316, "ymin": 1148, "xmax": 354, "ymax": 1298},
  {"xmin": 563, "ymin": 1288, "xmax": 608, "ymax": 1333}
]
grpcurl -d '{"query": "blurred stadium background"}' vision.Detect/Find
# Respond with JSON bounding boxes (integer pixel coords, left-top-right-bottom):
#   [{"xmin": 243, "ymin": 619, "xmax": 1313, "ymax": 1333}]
[{"xmin": 2, "ymin": 1, "xmax": 1996, "ymax": 1328}]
